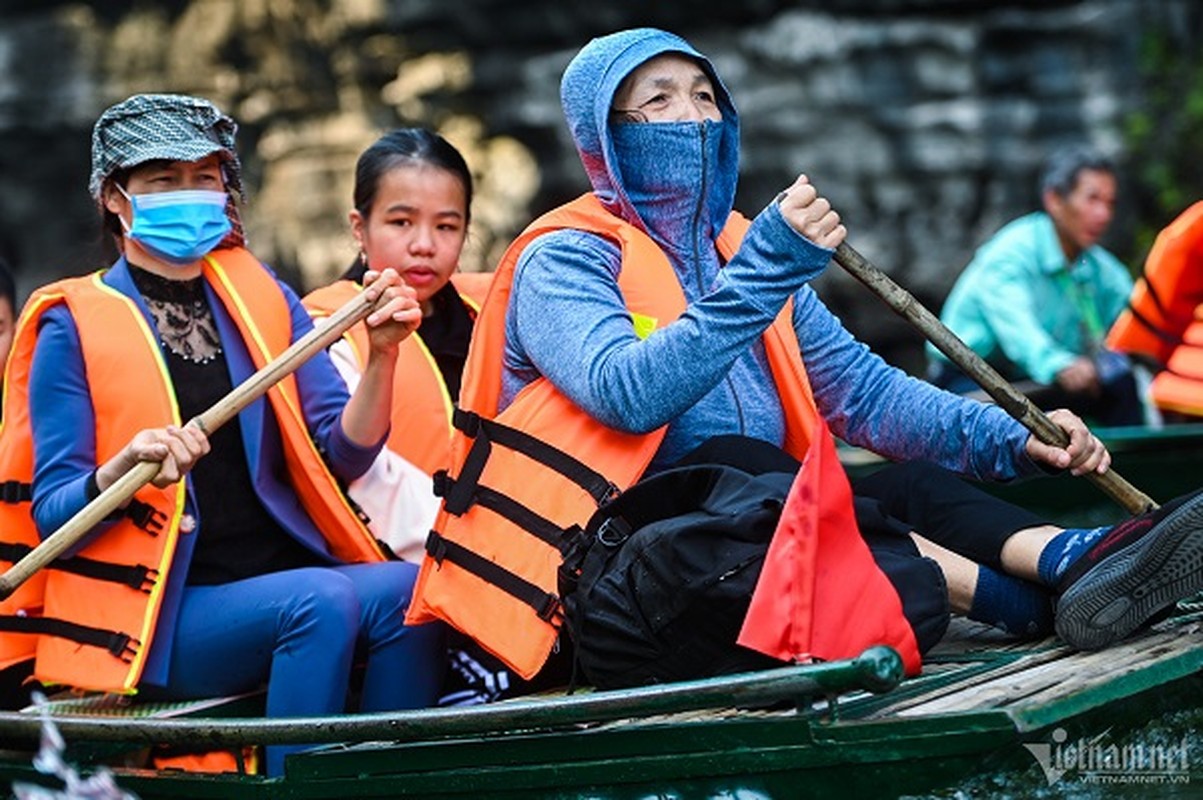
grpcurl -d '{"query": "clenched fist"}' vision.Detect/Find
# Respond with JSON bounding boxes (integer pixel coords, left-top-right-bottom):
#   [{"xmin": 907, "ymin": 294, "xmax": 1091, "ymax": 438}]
[{"xmin": 776, "ymin": 174, "xmax": 846, "ymax": 249}]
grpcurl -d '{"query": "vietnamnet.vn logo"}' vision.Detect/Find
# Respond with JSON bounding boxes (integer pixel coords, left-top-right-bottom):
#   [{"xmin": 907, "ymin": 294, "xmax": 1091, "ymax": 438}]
[{"xmin": 1023, "ymin": 727, "xmax": 1191, "ymax": 786}]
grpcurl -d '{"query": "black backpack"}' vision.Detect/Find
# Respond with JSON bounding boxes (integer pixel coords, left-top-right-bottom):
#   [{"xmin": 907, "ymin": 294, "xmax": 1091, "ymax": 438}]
[{"xmin": 559, "ymin": 463, "xmax": 794, "ymax": 689}]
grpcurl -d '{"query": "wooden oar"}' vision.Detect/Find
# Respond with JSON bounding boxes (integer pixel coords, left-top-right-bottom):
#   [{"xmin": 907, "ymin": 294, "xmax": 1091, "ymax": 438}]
[
  {"xmin": 832, "ymin": 242, "xmax": 1157, "ymax": 515},
  {"xmin": 0, "ymin": 275, "xmax": 391, "ymax": 600}
]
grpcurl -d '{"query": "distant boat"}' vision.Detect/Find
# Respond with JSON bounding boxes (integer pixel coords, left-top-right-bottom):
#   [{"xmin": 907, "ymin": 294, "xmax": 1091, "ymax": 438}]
[{"xmin": 839, "ymin": 422, "xmax": 1203, "ymax": 524}]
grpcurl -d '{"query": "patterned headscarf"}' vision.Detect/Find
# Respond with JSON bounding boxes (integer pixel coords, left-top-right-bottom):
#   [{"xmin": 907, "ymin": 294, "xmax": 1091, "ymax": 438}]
[{"xmin": 90, "ymin": 93, "xmax": 246, "ymax": 247}]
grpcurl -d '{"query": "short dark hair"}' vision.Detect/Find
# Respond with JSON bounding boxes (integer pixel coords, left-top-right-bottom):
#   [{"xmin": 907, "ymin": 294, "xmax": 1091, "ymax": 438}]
[
  {"xmin": 1040, "ymin": 145, "xmax": 1115, "ymax": 198},
  {"xmin": 99, "ymin": 166, "xmax": 132, "ymax": 242}
]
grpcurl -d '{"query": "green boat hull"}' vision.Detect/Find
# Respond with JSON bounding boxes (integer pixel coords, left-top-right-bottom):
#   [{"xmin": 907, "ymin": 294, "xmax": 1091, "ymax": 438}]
[
  {"xmin": 3, "ymin": 617, "xmax": 1202, "ymax": 798},
  {"xmin": 3, "ymin": 424, "xmax": 1202, "ymax": 797}
]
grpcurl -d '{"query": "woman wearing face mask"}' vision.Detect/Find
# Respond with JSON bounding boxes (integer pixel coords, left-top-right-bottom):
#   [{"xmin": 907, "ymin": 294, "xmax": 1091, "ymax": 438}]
[
  {"xmin": 407, "ymin": 29, "xmax": 1203, "ymax": 690},
  {"xmin": 0, "ymin": 94, "xmax": 446, "ymax": 775},
  {"xmin": 304, "ymin": 128, "xmax": 490, "ymax": 563}
]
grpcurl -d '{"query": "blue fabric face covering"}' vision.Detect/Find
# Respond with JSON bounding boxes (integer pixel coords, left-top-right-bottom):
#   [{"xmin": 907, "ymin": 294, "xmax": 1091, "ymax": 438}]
[
  {"xmin": 610, "ymin": 119, "xmax": 726, "ymax": 256},
  {"xmin": 121, "ymin": 188, "xmax": 233, "ymax": 265}
]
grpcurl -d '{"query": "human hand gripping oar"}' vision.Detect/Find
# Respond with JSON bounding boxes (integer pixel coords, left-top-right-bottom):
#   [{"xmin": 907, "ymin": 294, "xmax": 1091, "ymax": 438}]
[
  {"xmin": 831, "ymin": 241, "xmax": 1156, "ymax": 515},
  {"xmin": 0, "ymin": 272, "xmax": 400, "ymax": 600}
]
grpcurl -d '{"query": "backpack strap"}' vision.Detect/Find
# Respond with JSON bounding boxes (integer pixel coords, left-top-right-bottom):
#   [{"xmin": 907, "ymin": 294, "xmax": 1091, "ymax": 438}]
[{"xmin": 584, "ymin": 465, "xmax": 742, "ymax": 546}]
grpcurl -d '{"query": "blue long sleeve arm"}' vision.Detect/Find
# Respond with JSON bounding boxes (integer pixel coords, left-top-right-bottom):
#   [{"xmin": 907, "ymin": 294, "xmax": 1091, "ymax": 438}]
[
  {"xmin": 506, "ymin": 204, "xmax": 833, "ymax": 432},
  {"xmin": 794, "ymin": 287, "xmax": 1037, "ymax": 481},
  {"xmin": 30, "ymin": 308, "xmax": 108, "ymax": 539}
]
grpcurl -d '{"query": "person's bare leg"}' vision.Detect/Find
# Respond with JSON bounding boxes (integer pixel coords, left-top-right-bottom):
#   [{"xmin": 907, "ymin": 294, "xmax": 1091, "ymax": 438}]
[
  {"xmin": 911, "ymin": 534, "xmax": 978, "ymax": 615},
  {"xmin": 998, "ymin": 524, "xmax": 1064, "ymax": 582}
]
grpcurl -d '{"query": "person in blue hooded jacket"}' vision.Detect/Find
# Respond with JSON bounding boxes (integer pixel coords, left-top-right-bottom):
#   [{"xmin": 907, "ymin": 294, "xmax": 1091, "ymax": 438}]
[{"xmin": 498, "ymin": 28, "xmax": 1203, "ymax": 656}]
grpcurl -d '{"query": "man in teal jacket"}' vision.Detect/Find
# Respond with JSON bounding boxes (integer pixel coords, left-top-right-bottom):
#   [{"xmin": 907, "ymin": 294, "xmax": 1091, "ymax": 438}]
[{"xmin": 929, "ymin": 146, "xmax": 1142, "ymax": 425}]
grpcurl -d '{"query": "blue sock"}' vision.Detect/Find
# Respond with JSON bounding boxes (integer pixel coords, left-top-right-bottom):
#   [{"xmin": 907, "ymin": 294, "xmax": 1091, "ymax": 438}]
[
  {"xmin": 1036, "ymin": 526, "xmax": 1111, "ymax": 586},
  {"xmin": 968, "ymin": 566, "xmax": 1054, "ymax": 636}
]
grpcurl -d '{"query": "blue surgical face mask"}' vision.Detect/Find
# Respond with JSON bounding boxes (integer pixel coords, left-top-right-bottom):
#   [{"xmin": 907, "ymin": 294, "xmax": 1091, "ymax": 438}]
[{"xmin": 118, "ymin": 186, "xmax": 233, "ymax": 265}]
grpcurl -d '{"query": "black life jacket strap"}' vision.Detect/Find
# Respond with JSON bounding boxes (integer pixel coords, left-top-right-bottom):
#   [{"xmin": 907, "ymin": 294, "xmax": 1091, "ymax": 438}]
[
  {"xmin": 0, "ymin": 543, "xmax": 158, "ymax": 592},
  {"xmin": 1124, "ymin": 300, "xmax": 1185, "ymax": 347},
  {"xmin": 1123, "ymin": 264, "xmax": 1203, "ymax": 349},
  {"xmin": 1141, "ymin": 266, "xmax": 1172, "ymax": 322},
  {"xmin": 0, "ymin": 482, "xmax": 32, "ymax": 504},
  {"xmin": 432, "ymin": 474, "xmax": 565, "ymax": 549},
  {"xmin": 0, "ymin": 615, "xmax": 139, "ymax": 662},
  {"xmin": 445, "ymin": 409, "xmax": 619, "ymax": 516},
  {"xmin": 425, "ymin": 531, "xmax": 562, "ymax": 623},
  {"xmin": 0, "ymin": 479, "xmax": 165, "ymax": 537}
]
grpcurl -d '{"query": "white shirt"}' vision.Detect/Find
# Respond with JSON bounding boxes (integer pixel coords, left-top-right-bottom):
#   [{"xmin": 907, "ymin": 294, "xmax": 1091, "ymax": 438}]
[{"xmin": 329, "ymin": 338, "xmax": 440, "ymax": 562}]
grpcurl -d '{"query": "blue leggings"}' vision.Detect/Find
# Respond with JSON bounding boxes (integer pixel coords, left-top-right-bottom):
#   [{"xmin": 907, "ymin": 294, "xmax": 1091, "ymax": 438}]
[{"xmin": 146, "ymin": 562, "xmax": 446, "ymax": 775}]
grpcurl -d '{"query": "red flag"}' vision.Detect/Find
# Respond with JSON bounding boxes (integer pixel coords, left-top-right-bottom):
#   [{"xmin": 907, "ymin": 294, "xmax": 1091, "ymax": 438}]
[{"xmin": 736, "ymin": 421, "xmax": 923, "ymax": 675}]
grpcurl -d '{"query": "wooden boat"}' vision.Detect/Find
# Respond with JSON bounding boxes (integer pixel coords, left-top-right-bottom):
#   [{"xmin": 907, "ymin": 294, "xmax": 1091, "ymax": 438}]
[
  {"xmin": 0, "ymin": 607, "xmax": 1201, "ymax": 798},
  {"xmin": 840, "ymin": 422, "xmax": 1203, "ymax": 524},
  {"xmin": 1, "ymin": 424, "xmax": 1200, "ymax": 797}
]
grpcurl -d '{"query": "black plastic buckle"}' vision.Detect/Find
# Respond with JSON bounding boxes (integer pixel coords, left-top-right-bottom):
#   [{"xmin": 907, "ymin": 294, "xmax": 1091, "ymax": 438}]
[
  {"xmin": 425, "ymin": 531, "xmax": 448, "ymax": 564},
  {"xmin": 599, "ymin": 481, "xmax": 621, "ymax": 507},
  {"xmin": 536, "ymin": 594, "xmax": 563, "ymax": 623},
  {"xmin": 107, "ymin": 633, "xmax": 139, "ymax": 662},
  {"xmin": 432, "ymin": 470, "xmax": 453, "ymax": 499},
  {"xmin": 125, "ymin": 500, "xmax": 166, "ymax": 536},
  {"xmin": 136, "ymin": 566, "xmax": 160, "ymax": 593},
  {"xmin": 452, "ymin": 408, "xmax": 482, "ymax": 438}
]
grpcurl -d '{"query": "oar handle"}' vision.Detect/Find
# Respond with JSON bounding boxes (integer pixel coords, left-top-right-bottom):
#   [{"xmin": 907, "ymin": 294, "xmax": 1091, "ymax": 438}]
[
  {"xmin": 0, "ymin": 276, "xmax": 388, "ymax": 600},
  {"xmin": 832, "ymin": 242, "xmax": 1157, "ymax": 515}
]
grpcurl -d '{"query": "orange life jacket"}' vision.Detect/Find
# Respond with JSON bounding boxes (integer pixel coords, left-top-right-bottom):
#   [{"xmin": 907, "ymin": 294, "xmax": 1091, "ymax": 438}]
[
  {"xmin": 152, "ymin": 746, "xmax": 259, "ymax": 775},
  {"xmin": 1107, "ymin": 201, "xmax": 1203, "ymax": 416},
  {"xmin": 0, "ymin": 248, "xmax": 382, "ymax": 693},
  {"xmin": 303, "ymin": 272, "xmax": 492, "ymax": 476},
  {"xmin": 405, "ymin": 194, "xmax": 829, "ymax": 679}
]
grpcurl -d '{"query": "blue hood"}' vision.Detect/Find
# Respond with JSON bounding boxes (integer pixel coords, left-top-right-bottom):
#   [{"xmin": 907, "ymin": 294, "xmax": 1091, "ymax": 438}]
[{"xmin": 560, "ymin": 28, "xmax": 740, "ymax": 240}]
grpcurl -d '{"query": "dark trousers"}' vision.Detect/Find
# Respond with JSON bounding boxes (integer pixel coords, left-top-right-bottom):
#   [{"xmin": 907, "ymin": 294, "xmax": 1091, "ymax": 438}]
[{"xmin": 677, "ymin": 436, "xmax": 1050, "ymax": 653}]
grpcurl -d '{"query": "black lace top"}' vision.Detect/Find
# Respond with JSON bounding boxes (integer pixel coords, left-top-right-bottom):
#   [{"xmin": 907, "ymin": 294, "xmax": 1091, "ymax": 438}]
[
  {"xmin": 132, "ymin": 268, "xmax": 224, "ymax": 364},
  {"xmin": 129, "ymin": 266, "xmax": 323, "ymax": 585}
]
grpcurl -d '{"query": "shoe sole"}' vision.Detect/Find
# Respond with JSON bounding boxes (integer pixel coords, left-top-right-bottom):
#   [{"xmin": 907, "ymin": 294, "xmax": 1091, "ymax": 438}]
[{"xmin": 1055, "ymin": 494, "xmax": 1203, "ymax": 650}]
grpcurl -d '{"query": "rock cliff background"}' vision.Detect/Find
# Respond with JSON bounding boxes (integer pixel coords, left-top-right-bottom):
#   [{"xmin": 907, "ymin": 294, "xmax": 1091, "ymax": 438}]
[{"xmin": 1, "ymin": 0, "xmax": 1200, "ymax": 372}]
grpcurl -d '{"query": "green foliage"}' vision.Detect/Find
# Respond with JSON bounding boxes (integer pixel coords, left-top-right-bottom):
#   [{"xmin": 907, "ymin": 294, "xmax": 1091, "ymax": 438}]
[{"xmin": 1124, "ymin": 16, "xmax": 1203, "ymax": 264}]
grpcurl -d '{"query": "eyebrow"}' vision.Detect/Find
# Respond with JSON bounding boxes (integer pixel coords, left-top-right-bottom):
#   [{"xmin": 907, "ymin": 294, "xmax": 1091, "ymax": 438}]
[
  {"xmin": 643, "ymin": 72, "xmax": 713, "ymax": 95},
  {"xmin": 383, "ymin": 203, "xmax": 465, "ymax": 219}
]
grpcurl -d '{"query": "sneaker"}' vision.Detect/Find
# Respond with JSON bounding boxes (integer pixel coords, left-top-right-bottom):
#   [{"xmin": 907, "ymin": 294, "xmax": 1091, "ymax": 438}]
[{"xmin": 1054, "ymin": 489, "xmax": 1203, "ymax": 650}]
